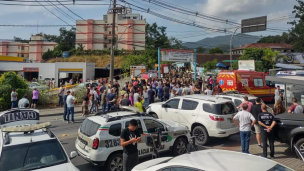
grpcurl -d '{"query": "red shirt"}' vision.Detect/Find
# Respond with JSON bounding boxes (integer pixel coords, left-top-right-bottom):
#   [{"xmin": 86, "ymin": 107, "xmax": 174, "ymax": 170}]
[
  {"xmin": 289, "ymin": 105, "xmax": 297, "ymax": 112},
  {"xmin": 239, "ymin": 101, "xmax": 253, "ymax": 112}
]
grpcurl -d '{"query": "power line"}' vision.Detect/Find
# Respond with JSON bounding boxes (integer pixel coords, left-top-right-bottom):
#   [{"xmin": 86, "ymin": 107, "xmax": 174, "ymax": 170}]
[
  {"xmin": 0, "ymin": 2, "xmax": 110, "ymax": 5},
  {"xmin": 45, "ymin": 0, "xmax": 76, "ymax": 22}
]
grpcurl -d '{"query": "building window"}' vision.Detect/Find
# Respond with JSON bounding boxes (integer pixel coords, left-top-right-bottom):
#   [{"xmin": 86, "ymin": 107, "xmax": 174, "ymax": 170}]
[
  {"xmin": 21, "ymin": 46, "xmax": 24, "ymax": 50},
  {"xmin": 105, "ymin": 27, "xmax": 107, "ymax": 31},
  {"xmin": 133, "ymin": 17, "xmax": 137, "ymax": 19},
  {"xmin": 127, "ymin": 16, "xmax": 130, "ymax": 19},
  {"xmin": 21, "ymin": 54, "xmax": 24, "ymax": 57},
  {"xmin": 109, "ymin": 31, "xmax": 111, "ymax": 35}
]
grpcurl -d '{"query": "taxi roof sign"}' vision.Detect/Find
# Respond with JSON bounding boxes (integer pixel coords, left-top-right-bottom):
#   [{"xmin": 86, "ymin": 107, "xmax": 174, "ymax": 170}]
[
  {"xmin": 0, "ymin": 109, "xmax": 40, "ymax": 127},
  {"xmin": 2, "ymin": 122, "xmax": 51, "ymax": 132}
]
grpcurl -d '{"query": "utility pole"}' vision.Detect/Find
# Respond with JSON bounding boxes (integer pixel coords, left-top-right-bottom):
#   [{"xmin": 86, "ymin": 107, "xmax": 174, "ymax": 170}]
[{"xmin": 109, "ymin": 0, "xmax": 116, "ymax": 86}]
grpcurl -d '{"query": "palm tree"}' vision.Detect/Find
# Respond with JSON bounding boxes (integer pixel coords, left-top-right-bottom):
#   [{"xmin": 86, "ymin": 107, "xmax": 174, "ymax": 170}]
[{"xmin": 262, "ymin": 48, "xmax": 288, "ymax": 69}]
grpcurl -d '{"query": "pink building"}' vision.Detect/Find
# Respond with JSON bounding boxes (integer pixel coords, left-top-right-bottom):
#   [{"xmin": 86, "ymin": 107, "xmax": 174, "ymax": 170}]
[
  {"xmin": 0, "ymin": 35, "xmax": 57, "ymax": 62},
  {"xmin": 76, "ymin": 12, "xmax": 145, "ymax": 51}
]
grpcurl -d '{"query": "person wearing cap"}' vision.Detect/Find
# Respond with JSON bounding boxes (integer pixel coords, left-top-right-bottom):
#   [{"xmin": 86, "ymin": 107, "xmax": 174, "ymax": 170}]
[
  {"xmin": 18, "ymin": 94, "xmax": 29, "ymax": 108},
  {"xmin": 11, "ymin": 88, "xmax": 18, "ymax": 108}
]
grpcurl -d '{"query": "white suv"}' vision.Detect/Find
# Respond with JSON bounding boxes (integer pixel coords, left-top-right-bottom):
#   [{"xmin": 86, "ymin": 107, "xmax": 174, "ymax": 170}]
[
  {"xmin": 216, "ymin": 94, "xmax": 262, "ymax": 109},
  {"xmin": 75, "ymin": 110, "xmax": 190, "ymax": 171},
  {"xmin": 146, "ymin": 95, "xmax": 239, "ymax": 146}
]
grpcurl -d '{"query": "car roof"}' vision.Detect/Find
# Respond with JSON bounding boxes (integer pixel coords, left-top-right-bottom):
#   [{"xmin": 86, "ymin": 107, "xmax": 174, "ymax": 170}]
[
  {"xmin": 1, "ymin": 129, "xmax": 56, "ymax": 147},
  {"xmin": 217, "ymin": 94, "xmax": 257, "ymax": 100},
  {"xmin": 179, "ymin": 95, "xmax": 232, "ymax": 103},
  {"xmin": 166, "ymin": 149, "xmax": 291, "ymax": 171},
  {"xmin": 88, "ymin": 111, "xmax": 153, "ymax": 124}
]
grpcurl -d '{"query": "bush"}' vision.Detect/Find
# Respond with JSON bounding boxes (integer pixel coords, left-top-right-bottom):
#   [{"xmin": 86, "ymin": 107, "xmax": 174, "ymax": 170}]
[{"xmin": 0, "ymin": 72, "xmax": 28, "ymax": 111}]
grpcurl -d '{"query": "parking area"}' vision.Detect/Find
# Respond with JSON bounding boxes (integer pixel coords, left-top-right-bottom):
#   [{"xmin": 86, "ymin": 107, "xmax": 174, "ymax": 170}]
[{"xmin": 201, "ymin": 134, "xmax": 304, "ymax": 171}]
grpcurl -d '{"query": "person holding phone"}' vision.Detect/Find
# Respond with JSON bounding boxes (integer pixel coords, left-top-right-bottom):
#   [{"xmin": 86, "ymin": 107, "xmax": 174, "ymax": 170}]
[{"xmin": 120, "ymin": 119, "xmax": 141, "ymax": 171}]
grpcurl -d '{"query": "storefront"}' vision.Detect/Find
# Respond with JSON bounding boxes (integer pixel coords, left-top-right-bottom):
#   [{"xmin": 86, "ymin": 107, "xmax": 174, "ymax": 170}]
[{"xmin": 23, "ymin": 67, "xmax": 39, "ymax": 81}]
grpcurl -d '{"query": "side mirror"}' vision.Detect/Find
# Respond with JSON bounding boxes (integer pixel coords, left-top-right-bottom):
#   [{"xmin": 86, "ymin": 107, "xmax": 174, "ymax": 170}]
[
  {"xmin": 162, "ymin": 104, "xmax": 167, "ymax": 108},
  {"xmin": 70, "ymin": 151, "xmax": 77, "ymax": 159}
]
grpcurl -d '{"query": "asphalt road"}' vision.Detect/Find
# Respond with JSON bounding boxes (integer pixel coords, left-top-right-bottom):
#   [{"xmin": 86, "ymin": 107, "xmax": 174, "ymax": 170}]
[{"xmin": 40, "ymin": 112, "xmax": 245, "ymax": 171}]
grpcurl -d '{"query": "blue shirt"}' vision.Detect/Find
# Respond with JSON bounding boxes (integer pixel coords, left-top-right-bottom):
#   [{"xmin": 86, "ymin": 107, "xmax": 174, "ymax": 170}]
[{"xmin": 107, "ymin": 93, "xmax": 115, "ymax": 104}]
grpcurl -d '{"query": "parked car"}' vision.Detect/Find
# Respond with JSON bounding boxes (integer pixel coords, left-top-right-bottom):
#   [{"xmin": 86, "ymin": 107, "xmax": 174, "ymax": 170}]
[
  {"xmin": 28, "ymin": 82, "xmax": 48, "ymax": 90},
  {"xmin": 274, "ymin": 113, "xmax": 304, "ymax": 157},
  {"xmin": 216, "ymin": 93, "xmax": 264, "ymax": 109},
  {"xmin": 0, "ymin": 109, "xmax": 79, "ymax": 171},
  {"xmin": 132, "ymin": 149, "xmax": 293, "ymax": 171},
  {"xmin": 75, "ymin": 109, "xmax": 190, "ymax": 171},
  {"xmin": 146, "ymin": 95, "xmax": 239, "ymax": 146}
]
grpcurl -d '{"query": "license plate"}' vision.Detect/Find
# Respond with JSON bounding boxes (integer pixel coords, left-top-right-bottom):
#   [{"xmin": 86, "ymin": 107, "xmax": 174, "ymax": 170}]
[{"xmin": 78, "ymin": 141, "xmax": 86, "ymax": 149}]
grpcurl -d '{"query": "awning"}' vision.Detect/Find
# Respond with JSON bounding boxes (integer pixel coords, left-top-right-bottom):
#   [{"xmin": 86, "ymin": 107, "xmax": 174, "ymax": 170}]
[
  {"xmin": 275, "ymin": 63, "xmax": 303, "ymax": 69},
  {"xmin": 222, "ymin": 60, "xmax": 238, "ymax": 63},
  {"xmin": 266, "ymin": 76, "xmax": 304, "ymax": 86},
  {"xmin": 216, "ymin": 62, "xmax": 227, "ymax": 68}
]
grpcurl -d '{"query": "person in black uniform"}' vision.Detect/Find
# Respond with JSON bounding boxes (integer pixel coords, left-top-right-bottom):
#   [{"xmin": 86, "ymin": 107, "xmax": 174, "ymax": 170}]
[
  {"xmin": 258, "ymin": 104, "xmax": 276, "ymax": 158},
  {"xmin": 120, "ymin": 119, "xmax": 141, "ymax": 171}
]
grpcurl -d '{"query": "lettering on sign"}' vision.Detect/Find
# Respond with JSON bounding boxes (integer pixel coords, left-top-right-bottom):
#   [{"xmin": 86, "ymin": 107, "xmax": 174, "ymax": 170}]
[
  {"xmin": 241, "ymin": 79, "xmax": 249, "ymax": 86},
  {"xmin": 227, "ymin": 80, "xmax": 234, "ymax": 86},
  {"xmin": 0, "ymin": 110, "xmax": 39, "ymax": 125},
  {"xmin": 138, "ymin": 145, "xmax": 165, "ymax": 155}
]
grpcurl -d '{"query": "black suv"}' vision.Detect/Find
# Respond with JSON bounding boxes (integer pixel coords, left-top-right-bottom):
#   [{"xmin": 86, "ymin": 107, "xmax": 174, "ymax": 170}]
[{"xmin": 274, "ymin": 113, "xmax": 304, "ymax": 156}]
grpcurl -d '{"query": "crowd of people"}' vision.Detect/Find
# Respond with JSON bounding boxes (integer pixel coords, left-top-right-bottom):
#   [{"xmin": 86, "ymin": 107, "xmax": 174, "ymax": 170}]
[{"xmin": 75, "ymin": 76, "xmax": 226, "ymax": 116}]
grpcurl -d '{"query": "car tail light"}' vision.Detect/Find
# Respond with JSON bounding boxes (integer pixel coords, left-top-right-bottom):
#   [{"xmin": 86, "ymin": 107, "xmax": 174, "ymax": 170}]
[
  {"xmin": 209, "ymin": 115, "xmax": 224, "ymax": 121},
  {"xmin": 93, "ymin": 138, "xmax": 99, "ymax": 150}
]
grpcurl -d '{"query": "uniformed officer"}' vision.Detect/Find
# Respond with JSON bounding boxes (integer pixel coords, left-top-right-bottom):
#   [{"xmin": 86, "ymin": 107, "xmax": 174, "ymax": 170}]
[{"xmin": 258, "ymin": 104, "xmax": 276, "ymax": 158}]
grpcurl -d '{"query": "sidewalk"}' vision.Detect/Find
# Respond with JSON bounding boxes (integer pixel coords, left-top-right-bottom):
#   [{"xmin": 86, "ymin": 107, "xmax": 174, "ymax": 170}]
[{"xmin": 39, "ymin": 105, "xmax": 82, "ymax": 117}]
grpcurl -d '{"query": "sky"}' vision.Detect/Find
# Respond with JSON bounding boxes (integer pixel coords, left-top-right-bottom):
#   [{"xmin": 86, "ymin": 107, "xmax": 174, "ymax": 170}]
[{"xmin": 0, "ymin": 0, "xmax": 298, "ymax": 42}]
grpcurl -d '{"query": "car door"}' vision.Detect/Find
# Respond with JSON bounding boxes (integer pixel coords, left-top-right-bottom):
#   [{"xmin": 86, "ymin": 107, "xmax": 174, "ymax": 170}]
[
  {"xmin": 142, "ymin": 118, "xmax": 170, "ymax": 153},
  {"xmin": 123, "ymin": 119, "xmax": 147, "ymax": 156},
  {"xmin": 161, "ymin": 98, "xmax": 180, "ymax": 123},
  {"xmin": 178, "ymin": 99, "xmax": 199, "ymax": 127}
]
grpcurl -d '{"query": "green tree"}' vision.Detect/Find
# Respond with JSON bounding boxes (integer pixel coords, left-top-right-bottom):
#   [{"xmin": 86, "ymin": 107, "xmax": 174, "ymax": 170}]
[
  {"xmin": 14, "ymin": 36, "xmax": 29, "ymax": 43},
  {"xmin": 145, "ymin": 23, "xmax": 170, "ymax": 49},
  {"xmin": 262, "ymin": 48, "xmax": 288, "ymax": 69},
  {"xmin": 217, "ymin": 44, "xmax": 232, "ymax": 53},
  {"xmin": 0, "ymin": 72, "xmax": 28, "ymax": 110},
  {"xmin": 197, "ymin": 46, "xmax": 206, "ymax": 53},
  {"xmin": 209, "ymin": 47, "xmax": 223, "ymax": 54},
  {"xmin": 202, "ymin": 59, "xmax": 218, "ymax": 73},
  {"xmin": 288, "ymin": 0, "xmax": 304, "ymax": 51}
]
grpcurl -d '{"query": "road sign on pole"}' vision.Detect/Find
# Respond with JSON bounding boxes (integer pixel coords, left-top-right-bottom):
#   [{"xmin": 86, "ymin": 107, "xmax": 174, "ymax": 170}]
[{"xmin": 241, "ymin": 16, "xmax": 267, "ymax": 33}]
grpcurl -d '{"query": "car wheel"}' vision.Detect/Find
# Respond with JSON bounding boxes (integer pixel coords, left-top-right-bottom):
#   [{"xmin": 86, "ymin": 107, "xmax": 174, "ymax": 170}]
[
  {"xmin": 150, "ymin": 113, "xmax": 158, "ymax": 119},
  {"xmin": 295, "ymin": 138, "xmax": 304, "ymax": 158},
  {"xmin": 106, "ymin": 153, "xmax": 123, "ymax": 171},
  {"xmin": 173, "ymin": 137, "xmax": 187, "ymax": 156},
  {"xmin": 192, "ymin": 125, "xmax": 209, "ymax": 146}
]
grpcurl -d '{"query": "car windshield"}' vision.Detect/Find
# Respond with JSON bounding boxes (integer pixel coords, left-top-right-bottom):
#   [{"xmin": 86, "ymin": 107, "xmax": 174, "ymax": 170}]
[
  {"xmin": 0, "ymin": 139, "xmax": 67, "ymax": 171},
  {"xmin": 203, "ymin": 102, "xmax": 237, "ymax": 115}
]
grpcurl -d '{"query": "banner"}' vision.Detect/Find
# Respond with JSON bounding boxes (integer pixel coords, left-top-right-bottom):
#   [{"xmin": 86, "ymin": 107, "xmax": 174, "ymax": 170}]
[
  {"xmin": 238, "ymin": 60, "xmax": 255, "ymax": 70},
  {"xmin": 161, "ymin": 49, "xmax": 194, "ymax": 62}
]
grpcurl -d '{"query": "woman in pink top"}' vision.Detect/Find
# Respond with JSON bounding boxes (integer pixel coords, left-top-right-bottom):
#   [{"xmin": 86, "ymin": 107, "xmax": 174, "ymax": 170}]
[
  {"xmin": 129, "ymin": 93, "xmax": 134, "ymax": 106},
  {"xmin": 32, "ymin": 88, "xmax": 39, "ymax": 109}
]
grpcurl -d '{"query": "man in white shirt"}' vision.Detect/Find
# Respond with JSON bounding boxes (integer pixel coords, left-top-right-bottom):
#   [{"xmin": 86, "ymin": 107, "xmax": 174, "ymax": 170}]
[
  {"xmin": 66, "ymin": 91, "xmax": 77, "ymax": 123},
  {"xmin": 233, "ymin": 103, "xmax": 256, "ymax": 154},
  {"xmin": 90, "ymin": 87, "xmax": 99, "ymax": 113},
  {"xmin": 274, "ymin": 86, "xmax": 280, "ymax": 103},
  {"xmin": 204, "ymin": 86, "xmax": 212, "ymax": 95},
  {"xmin": 18, "ymin": 94, "xmax": 30, "ymax": 108}
]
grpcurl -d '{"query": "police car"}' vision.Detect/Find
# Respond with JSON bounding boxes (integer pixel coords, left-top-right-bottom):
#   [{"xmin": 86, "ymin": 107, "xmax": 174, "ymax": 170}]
[
  {"xmin": 75, "ymin": 107, "xmax": 191, "ymax": 171},
  {"xmin": 0, "ymin": 109, "xmax": 79, "ymax": 171}
]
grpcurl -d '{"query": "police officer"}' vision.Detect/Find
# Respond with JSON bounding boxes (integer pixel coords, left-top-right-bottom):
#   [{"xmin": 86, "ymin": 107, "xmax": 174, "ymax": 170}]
[{"xmin": 258, "ymin": 104, "xmax": 276, "ymax": 158}]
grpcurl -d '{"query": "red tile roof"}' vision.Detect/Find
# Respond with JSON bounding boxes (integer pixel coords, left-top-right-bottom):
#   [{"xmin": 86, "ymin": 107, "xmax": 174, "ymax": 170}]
[{"xmin": 232, "ymin": 43, "xmax": 292, "ymax": 50}]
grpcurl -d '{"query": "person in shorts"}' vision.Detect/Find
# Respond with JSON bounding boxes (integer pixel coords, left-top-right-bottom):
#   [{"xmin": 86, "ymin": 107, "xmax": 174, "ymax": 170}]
[
  {"xmin": 120, "ymin": 119, "xmax": 141, "ymax": 171},
  {"xmin": 250, "ymin": 97, "xmax": 263, "ymax": 148},
  {"xmin": 31, "ymin": 88, "xmax": 39, "ymax": 109}
]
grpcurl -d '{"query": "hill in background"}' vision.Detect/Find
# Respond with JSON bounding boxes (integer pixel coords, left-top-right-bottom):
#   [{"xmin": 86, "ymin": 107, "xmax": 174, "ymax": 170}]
[{"xmin": 182, "ymin": 33, "xmax": 261, "ymax": 53}]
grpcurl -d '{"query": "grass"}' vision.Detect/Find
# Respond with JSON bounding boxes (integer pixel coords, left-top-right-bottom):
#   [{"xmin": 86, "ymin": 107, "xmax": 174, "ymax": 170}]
[{"xmin": 46, "ymin": 55, "xmax": 124, "ymax": 68}]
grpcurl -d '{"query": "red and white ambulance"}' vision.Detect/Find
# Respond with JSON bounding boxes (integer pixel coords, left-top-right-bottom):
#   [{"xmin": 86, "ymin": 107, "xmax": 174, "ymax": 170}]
[{"xmin": 217, "ymin": 70, "xmax": 275, "ymax": 102}]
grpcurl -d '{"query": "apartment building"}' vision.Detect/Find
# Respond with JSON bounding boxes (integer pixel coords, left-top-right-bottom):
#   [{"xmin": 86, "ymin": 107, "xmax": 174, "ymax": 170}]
[
  {"xmin": 76, "ymin": 12, "xmax": 145, "ymax": 51},
  {"xmin": 0, "ymin": 35, "xmax": 57, "ymax": 62}
]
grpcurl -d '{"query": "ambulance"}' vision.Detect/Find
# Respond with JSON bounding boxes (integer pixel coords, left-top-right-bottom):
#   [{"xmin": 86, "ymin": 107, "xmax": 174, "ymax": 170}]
[{"xmin": 217, "ymin": 70, "xmax": 275, "ymax": 102}]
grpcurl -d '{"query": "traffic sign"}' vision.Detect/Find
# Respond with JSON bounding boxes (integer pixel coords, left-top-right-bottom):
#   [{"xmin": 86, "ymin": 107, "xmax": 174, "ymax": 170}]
[{"xmin": 241, "ymin": 16, "xmax": 267, "ymax": 33}]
